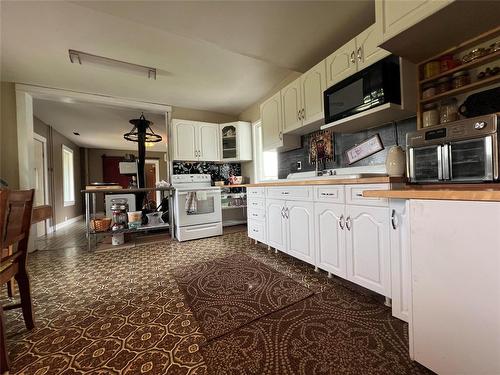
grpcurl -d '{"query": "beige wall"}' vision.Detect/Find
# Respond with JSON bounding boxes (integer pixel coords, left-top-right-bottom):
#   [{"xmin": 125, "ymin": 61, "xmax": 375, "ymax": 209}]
[
  {"xmin": 172, "ymin": 106, "xmax": 237, "ymax": 123},
  {"xmin": 34, "ymin": 116, "xmax": 83, "ymax": 225},
  {"xmin": 0, "ymin": 82, "xmax": 19, "ymax": 188}
]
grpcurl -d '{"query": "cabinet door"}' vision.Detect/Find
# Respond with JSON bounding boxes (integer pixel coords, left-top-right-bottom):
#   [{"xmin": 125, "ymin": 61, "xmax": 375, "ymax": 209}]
[
  {"xmin": 314, "ymin": 202, "xmax": 346, "ymax": 277},
  {"xmin": 356, "ymin": 22, "xmax": 391, "ymax": 71},
  {"xmin": 198, "ymin": 122, "xmax": 220, "ymax": 161},
  {"xmin": 286, "ymin": 201, "xmax": 315, "ymax": 265},
  {"xmin": 260, "ymin": 91, "xmax": 283, "ymax": 150},
  {"xmin": 325, "ymin": 38, "xmax": 357, "ymax": 88},
  {"xmin": 378, "ymin": 0, "xmax": 453, "ymax": 42},
  {"xmin": 345, "ymin": 205, "xmax": 391, "ymax": 296},
  {"xmin": 389, "ymin": 199, "xmax": 410, "ymax": 322},
  {"xmin": 172, "ymin": 120, "xmax": 197, "ymax": 161},
  {"xmin": 301, "ymin": 60, "xmax": 326, "ymax": 125},
  {"xmin": 266, "ymin": 199, "xmax": 287, "ymax": 251},
  {"xmin": 281, "ymin": 78, "xmax": 302, "ymax": 133}
]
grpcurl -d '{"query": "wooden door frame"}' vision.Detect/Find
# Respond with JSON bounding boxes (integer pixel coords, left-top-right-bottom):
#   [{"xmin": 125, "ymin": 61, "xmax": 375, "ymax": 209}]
[
  {"xmin": 145, "ymin": 158, "xmax": 161, "ymax": 204},
  {"xmin": 33, "ymin": 133, "xmax": 49, "ymax": 236}
]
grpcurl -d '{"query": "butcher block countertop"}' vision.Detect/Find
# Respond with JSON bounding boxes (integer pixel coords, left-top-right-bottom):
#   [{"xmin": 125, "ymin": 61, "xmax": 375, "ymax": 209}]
[
  {"xmin": 363, "ymin": 184, "xmax": 500, "ymax": 202},
  {"xmin": 232, "ymin": 176, "xmax": 405, "ymax": 188}
]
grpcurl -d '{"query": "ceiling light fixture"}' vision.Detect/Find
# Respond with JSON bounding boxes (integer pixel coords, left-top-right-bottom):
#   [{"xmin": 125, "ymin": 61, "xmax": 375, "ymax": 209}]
[{"xmin": 68, "ymin": 49, "xmax": 157, "ymax": 80}]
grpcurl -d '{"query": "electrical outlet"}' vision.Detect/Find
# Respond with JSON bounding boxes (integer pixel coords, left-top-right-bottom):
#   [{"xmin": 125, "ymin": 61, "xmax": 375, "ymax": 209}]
[{"xmin": 297, "ymin": 161, "xmax": 302, "ymax": 170}]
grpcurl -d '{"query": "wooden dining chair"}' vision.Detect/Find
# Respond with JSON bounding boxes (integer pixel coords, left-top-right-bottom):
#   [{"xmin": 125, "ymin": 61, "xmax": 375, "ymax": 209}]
[{"xmin": 0, "ymin": 189, "xmax": 35, "ymax": 374}]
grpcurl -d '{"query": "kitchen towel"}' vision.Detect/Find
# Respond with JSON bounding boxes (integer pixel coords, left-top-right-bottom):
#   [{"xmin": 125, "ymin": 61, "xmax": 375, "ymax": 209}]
[
  {"xmin": 196, "ymin": 191, "xmax": 208, "ymax": 201},
  {"xmin": 185, "ymin": 192, "xmax": 197, "ymax": 214}
]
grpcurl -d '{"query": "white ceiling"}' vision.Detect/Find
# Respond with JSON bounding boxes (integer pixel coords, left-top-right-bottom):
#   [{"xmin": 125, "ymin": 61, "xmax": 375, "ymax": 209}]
[
  {"xmin": 33, "ymin": 99, "xmax": 168, "ymax": 152},
  {"xmin": 1, "ymin": 1, "xmax": 374, "ymax": 116}
]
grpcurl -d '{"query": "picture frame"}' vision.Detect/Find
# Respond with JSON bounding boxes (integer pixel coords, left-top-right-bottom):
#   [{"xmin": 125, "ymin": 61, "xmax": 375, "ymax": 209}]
[{"xmin": 345, "ymin": 134, "xmax": 384, "ymax": 165}]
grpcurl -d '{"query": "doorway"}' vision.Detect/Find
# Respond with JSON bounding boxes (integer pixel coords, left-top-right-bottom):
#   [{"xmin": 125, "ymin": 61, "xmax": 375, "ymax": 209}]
[
  {"xmin": 33, "ymin": 134, "xmax": 49, "ymax": 237},
  {"xmin": 145, "ymin": 159, "xmax": 161, "ymax": 206}
]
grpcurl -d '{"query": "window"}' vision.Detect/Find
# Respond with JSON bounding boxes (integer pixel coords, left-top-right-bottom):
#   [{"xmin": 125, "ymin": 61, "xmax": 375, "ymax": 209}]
[
  {"xmin": 253, "ymin": 121, "xmax": 278, "ymax": 181},
  {"xmin": 62, "ymin": 145, "xmax": 75, "ymax": 206}
]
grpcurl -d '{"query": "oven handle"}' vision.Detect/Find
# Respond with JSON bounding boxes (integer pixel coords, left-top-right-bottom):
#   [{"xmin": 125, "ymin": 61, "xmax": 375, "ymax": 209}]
[
  {"xmin": 437, "ymin": 144, "xmax": 443, "ymax": 181},
  {"xmin": 442, "ymin": 144, "xmax": 450, "ymax": 180}
]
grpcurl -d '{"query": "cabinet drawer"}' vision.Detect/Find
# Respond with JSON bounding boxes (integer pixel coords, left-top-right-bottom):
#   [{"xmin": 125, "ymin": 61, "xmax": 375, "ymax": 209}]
[
  {"xmin": 346, "ymin": 184, "xmax": 389, "ymax": 207},
  {"xmin": 314, "ymin": 186, "xmax": 345, "ymax": 203},
  {"xmin": 248, "ymin": 219, "xmax": 266, "ymax": 242},
  {"xmin": 247, "ymin": 198, "xmax": 265, "ymax": 210},
  {"xmin": 266, "ymin": 186, "xmax": 313, "ymax": 201},
  {"xmin": 247, "ymin": 208, "xmax": 265, "ymax": 221},
  {"xmin": 247, "ymin": 187, "xmax": 265, "ymax": 198}
]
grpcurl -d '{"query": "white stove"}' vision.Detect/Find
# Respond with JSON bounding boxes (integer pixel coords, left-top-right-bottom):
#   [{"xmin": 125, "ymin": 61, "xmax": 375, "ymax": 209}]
[{"xmin": 172, "ymin": 174, "xmax": 222, "ymax": 241}]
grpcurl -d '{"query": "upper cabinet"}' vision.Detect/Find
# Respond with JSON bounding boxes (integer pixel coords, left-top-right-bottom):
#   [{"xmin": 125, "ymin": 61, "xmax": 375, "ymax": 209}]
[
  {"xmin": 172, "ymin": 119, "xmax": 220, "ymax": 161},
  {"xmin": 326, "ymin": 24, "xmax": 390, "ymax": 88},
  {"xmin": 220, "ymin": 121, "xmax": 252, "ymax": 162},
  {"xmin": 281, "ymin": 60, "xmax": 327, "ymax": 135},
  {"xmin": 260, "ymin": 92, "xmax": 300, "ymax": 151}
]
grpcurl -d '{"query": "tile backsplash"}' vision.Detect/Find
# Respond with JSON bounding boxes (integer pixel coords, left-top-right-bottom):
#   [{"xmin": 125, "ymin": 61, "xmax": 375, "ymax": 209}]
[
  {"xmin": 173, "ymin": 161, "xmax": 241, "ymax": 184},
  {"xmin": 278, "ymin": 117, "xmax": 417, "ymax": 179}
]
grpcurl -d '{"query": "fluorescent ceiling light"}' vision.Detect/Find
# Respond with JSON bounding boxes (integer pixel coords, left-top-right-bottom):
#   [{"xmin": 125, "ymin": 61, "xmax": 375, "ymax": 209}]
[{"xmin": 68, "ymin": 49, "xmax": 156, "ymax": 80}]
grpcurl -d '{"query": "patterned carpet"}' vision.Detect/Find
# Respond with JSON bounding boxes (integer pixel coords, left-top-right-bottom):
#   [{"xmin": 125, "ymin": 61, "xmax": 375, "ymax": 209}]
[
  {"xmin": 174, "ymin": 254, "xmax": 313, "ymax": 340},
  {"xmin": 3, "ymin": 231, "xmax": 349, "ymax": 374}
]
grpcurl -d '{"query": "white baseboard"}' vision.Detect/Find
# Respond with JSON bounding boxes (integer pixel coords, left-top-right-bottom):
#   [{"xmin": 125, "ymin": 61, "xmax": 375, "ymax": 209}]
[{"xmin": 48, "ymin": 214, "xmax": 83, "ymax": 233}]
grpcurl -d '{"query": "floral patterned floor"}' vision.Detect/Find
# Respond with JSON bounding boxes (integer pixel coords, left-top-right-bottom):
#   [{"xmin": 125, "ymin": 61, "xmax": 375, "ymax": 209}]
[{"xmin": 3, "ymin": 231, "xmax": 351, "ymax": 374}]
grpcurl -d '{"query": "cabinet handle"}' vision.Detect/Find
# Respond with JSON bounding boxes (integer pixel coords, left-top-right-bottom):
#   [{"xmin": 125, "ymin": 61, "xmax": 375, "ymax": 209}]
[
  {"xmin": 391, "ymin": 209, "xmax": 397, "ymax": 230},
  {"xmin": 345, "ymin": 216, "xmax": 352, "ymax": 231},
  {"xmin": 357, "ymin": 47, "xmax": 362, "ymax": 62},
  {"xmin": 339, "ymin": 214, "xmax": 345, "ymax": 230},
  {"xmin": 279, "ymin": 131, "xmax": 283, "ymax": 140},
  {"xmin": 281, "ymin": 206, "xmax": 285, "ymax": 218},
  {"xmin": 285, "ymin": 207, "xmax": 289, "ymax": 219},
  {"xmin": 350, "ymin": 51, "xmax": 355, "ymax": 64},
  {"xmin": 301, "ymin": 108, "xmax": 305, "ymax": 120},
  {"xmin": 281, "ymin": 191, "xmax": 289, "ymax": 195},
  {"xmin": 297, "ymin": 110, "xmax": 300, "ymax": 121},
  {"xmin": 356, "ymin": 192, "xmax": 363, "ymax": 197}
]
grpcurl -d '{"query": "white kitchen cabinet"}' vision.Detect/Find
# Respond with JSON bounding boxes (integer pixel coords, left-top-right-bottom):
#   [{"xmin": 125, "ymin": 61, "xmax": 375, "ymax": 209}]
[
  {"xmin": 345, "ymin": 204, "xmax": 391, "ymax": 297},
  {"xmin": 301, "ymin": 60, "xmax": 327, "ymax": 126},
  {"xmin": 198, "ymin": 122, "xmax": 220, "ymax": 161},
  {"xmin": 326, "ymin": 39, "xmax": 357, "ymax": 88},
  {"xmin": 314, "ymin": 202, "xmax": 346, "ymax": 278},
  {"xmin": 356, "ymin": 22, "xmax": 391, "ymax": 71},
  {"xmin": 286, "ymin": 201, "xmax": 315, "ymax": 264},
  {"xmin": 409, "ymin": 200, "xmax": 500, "ymax": 374},
  {"xmin": 265, "ymin": 199, "xmax": 287, "ymax": 252},
  {"xmin": 389, "ymin": 199, "xmax": 410, "ymax": 322},
  {"xmin": 281, "ymin": 78, "xmax": 302, "ymax": 133},
  {"xmin": 172, "ymin": 119, "xmax": 220, "ymax": 161},
  {"xmin": 260, "ymin": 91, "xmax": 300, "ymax": 152},
  {"xmin": 172, "ymin": 119, "xmax": 198, "ymax": 161},
  {"xmin": 220, "ymin": 121, "xmax": 252, "ymax": 162},
  {"xmin": 377, "ymin": 0, "xmax": 454, "ymax": 43}
]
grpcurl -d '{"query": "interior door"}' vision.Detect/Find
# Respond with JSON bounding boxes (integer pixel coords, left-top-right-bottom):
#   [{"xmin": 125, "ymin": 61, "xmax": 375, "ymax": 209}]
[
  {"xmin": 260, "ymin": 92, "xmax": 282, "ymax": 150},
  {"xmin": 326, "ymin": 38, "xmax": 357, "ymax": 88},
  {"xmin": 356, "ymin": 22, "xmax": 391, "ymax": 70},
  {"xmin": 266, "ymin": 199, "xmax": 287, "ymax": 251},
  {"xmin": 314, "ymin": 202, "xmax": 346, "ymax": 277},
  {"xmin": 301, "ymin": 60, "xmax": 326, "ymax": 125},
  {"xmin": 198, "ymin": 123, "xmax": 220, "ymax": 161},
  {"xmin": 346, "ymin": 205, "xmax": 391, "ymax": 296},
  {"xmin": 33, "ymin": 137, "xmax": 47, "ymax": 236},
  {"xmin": 173, "ymin": 120, "xmax": 197, "ymax": 160},
  {"xmin": 286, "ymin": 201, "xmax": 315, "ymax": 265},
  {"xmin": 281, "ymin": 77, "xmax": 302, "ymax": 133}
]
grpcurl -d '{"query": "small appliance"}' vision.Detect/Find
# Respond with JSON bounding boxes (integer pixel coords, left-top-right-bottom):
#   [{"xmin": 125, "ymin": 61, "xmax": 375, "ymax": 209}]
[{"xmin": 407, "ymin": 114, "xmax": 499, "ymax": 183}]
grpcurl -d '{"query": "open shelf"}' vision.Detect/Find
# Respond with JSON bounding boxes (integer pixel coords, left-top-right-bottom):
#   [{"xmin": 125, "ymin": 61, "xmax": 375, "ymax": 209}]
[
  {"xmin": 420, "ymin": 74, "xmax": 500, "ymax": 105},
  {"xmin": 222, "ymin": 205, "xmax": 246, "ymax": 210},
  {"xmin": 90, "ymin": 222, "xmax": 170, "ymax": 235},
  {"xmin": 420, "ymin": 50, "xmax": 500, "ymax": 85}
]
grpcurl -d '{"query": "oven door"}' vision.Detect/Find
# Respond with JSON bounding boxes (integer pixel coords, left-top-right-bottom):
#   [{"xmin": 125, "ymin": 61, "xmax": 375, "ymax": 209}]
[
  {"xmin": 409, "ymin": 145, "xmax": 444, "ymax": 183},
  {"xmin": 448, "ymin": 136, "xmax": 495, "ymax": 182},
  {"xmin": 175, "ymin": 189, "xmax": 222, "ymax": 227}
]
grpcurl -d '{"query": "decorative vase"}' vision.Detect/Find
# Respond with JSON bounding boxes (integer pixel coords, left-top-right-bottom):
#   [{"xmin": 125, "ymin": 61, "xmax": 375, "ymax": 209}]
[{"xmin": 386, "ymin": 146, "xmax": 406, "ymax": 177}]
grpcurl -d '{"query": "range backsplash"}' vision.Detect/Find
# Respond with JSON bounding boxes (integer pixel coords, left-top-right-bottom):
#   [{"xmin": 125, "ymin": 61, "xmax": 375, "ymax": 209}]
[
  {"xmin": 173, "ymin": 161, "xmax": 241, "ymax": 183},
  {"xmin": 278, "ymin": 117, "xmax": 417, "ymax": 179}
]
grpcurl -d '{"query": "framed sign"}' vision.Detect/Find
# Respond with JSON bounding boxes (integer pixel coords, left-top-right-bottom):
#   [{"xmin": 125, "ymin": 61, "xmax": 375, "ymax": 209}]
[{"xmin": 345, "ymin": 134, "xmax": 384, "ymax": 165}]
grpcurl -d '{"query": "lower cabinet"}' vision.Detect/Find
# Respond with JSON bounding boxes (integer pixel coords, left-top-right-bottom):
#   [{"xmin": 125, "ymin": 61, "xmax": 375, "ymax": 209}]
[
  {"xmin": 266, "ymin": 199, "xmax": 287, "ymax": 251},
  {"xmin": 314, "ymin": 202, "xmax": 346, "ymax": 278},
  {"xmin": 345, "ymin": 205, "xmax": 391, "ymax": 297}
]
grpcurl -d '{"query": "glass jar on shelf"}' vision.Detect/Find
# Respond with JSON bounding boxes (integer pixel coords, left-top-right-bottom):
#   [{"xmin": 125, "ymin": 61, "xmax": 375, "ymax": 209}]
[
  {"xmin": 451, "ymin": 70, "xmax": 470, "ymax": 89},
  {"xmin": 422, "ymin": 82, "xmax": 437, "ymax": 99},
  {"xmin": 422, "ymin": 103, "xmax": 439, "ymax": 128},
  {"xmin": 439, "ymin": 98, "xmax": 459, "ymax": 124},
  {"xmin": 436, "ymin": 77, "xmax": 451, "ymax": 94}
]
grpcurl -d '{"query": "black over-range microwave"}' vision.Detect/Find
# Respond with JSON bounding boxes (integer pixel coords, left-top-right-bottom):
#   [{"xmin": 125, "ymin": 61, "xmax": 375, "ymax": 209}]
[{"xmin": 324, "ymin": 55, "xmax": 401, "ymax": 124}]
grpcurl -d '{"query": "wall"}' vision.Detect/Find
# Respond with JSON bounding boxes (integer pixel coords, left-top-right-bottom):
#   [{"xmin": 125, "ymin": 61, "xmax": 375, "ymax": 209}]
[
  {"xmin": 33, "ymin": 116, "xmax": 83, "ymax": 225},
  {"xmin": 277, "ymin": 117, "xmax": 417, "ymax": 179},
  {"xmin": 0, "ymin": 82, "xmax": 19, "ymax": 188},
  {"xmin": 172, "ymin": 106, "xmax": 237, "ymax": 124}
]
